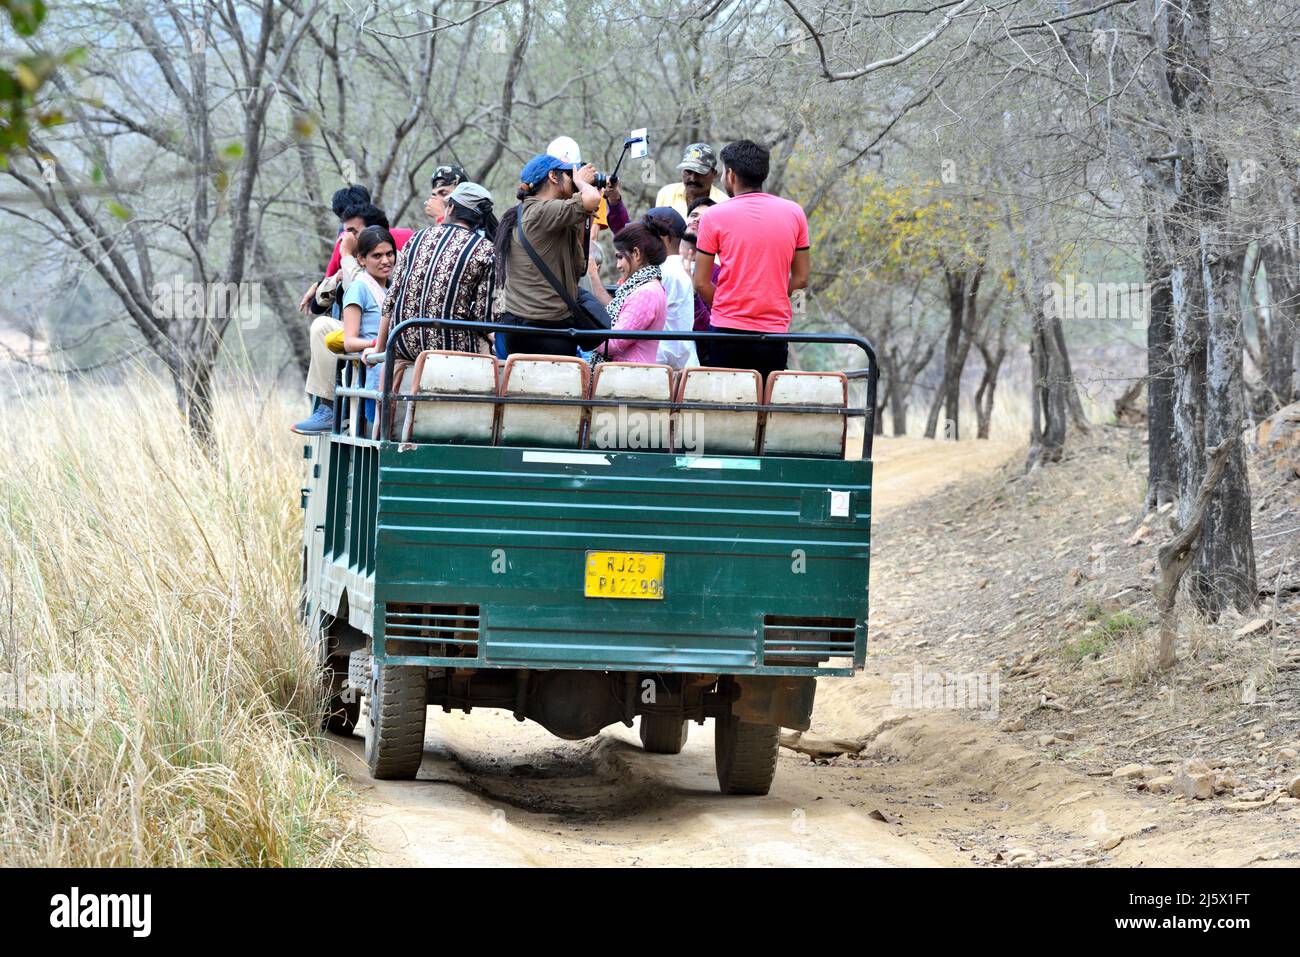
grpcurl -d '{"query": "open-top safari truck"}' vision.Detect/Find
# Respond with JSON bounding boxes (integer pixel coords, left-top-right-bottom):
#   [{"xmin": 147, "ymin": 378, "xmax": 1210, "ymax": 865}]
[{"xmin": 300, "ymin": 319, "xmax": 876, "ymax": 795}]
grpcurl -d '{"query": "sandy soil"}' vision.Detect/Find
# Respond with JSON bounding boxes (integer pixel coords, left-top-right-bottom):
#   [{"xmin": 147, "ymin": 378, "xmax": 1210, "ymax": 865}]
[{"xmin": 328, "ymin": 435, "xmax": 1299, "ymax": 867}]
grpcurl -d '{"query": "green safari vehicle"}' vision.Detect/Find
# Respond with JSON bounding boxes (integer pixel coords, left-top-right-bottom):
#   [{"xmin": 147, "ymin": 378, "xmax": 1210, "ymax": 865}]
[{"xmin": 300, "ymin": 319, "xmax": 876, "ymax": 795}]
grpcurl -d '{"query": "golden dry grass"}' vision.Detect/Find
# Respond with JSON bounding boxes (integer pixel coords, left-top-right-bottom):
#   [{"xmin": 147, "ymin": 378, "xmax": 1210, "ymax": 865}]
[{"xmin": 0, "ymin": 373, "xmax": 365, "ymax": 866}]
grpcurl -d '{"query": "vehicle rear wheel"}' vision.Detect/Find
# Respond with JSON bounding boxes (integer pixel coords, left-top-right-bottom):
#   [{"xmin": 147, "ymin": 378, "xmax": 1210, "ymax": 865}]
[
  {"xmin": 322, "ymin": 656, "xmax": 360, "ymax": 736},
  {"xmin": 364, "ymin": 664, "xmax": 428, "ymax": 780},
  {"xmin": 639, "ymin": 714, "xmax": 689, "ymax": 754},
  {"xmin": 714, "ymin": 714, "xmax": 780, "ymax": 795}
]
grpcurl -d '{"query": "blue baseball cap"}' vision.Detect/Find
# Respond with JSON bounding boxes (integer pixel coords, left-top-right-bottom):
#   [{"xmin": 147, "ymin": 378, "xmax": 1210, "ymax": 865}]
[{"xmin": 519, "ymin": 153, "xmax": 575, "ymax": 188}]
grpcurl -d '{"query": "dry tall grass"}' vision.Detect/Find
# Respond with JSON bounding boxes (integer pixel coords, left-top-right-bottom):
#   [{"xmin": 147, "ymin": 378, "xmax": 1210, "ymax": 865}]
[
  {"xmin": 0, "ymin": 372, "xmax": 364, "ymax": 866},
  {"xmin": 883, "ymin": 386, "xmax": 1113, "ymax": 443}
]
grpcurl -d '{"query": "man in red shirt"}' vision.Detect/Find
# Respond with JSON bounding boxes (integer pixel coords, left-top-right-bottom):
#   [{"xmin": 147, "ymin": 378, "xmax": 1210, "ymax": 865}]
[
  {"xmin": 692, "ymin": 140, "xmax": 810, "ymax": 380},
  {"xmin": 322, "ymin": 203, "xmax": 416, "ymax": 279}
]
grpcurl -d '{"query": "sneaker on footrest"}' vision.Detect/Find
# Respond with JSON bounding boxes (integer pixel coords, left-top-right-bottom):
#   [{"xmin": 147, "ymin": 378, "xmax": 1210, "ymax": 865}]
[{"xmin": 291, "ymin": 403, "xmax": 334, "ymax": 435}]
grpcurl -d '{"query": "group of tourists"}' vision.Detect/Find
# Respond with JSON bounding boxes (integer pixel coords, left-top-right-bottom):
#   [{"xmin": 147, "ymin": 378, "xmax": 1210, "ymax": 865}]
[{"xmin": 290, "ymin": 136, "xmax": 810, "ymax": 437}]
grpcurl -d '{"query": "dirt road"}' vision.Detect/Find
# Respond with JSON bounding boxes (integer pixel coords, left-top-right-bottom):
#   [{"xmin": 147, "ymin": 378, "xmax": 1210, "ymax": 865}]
[
  {"xmin": 331, "ymin": 435, "xmax": 1300, "ymax": 867},
  {"xmin": 332, "ymin": 436, "xmax": 1076, "ymax": 867}
]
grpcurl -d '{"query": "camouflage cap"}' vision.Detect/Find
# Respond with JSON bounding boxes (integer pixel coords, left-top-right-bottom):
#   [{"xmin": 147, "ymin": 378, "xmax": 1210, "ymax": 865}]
[
  {"xmin": 677, "ymin": 143, "xmax": 717, "ymax": 174},
  {"xmin": 430, "ymin": 164, "xmax": 468, "ymax": 189}
]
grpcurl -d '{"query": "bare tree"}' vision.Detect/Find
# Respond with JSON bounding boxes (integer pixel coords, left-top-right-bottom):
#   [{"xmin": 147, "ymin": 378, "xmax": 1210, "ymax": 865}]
[{"xmin": 2, "ymin": 1, "xmax": 323, "ymax": 443}]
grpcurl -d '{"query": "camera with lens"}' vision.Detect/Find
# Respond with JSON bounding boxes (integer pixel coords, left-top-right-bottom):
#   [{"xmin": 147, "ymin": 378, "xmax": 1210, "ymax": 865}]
[{"xmin": 585, "ymin": 129, "xmax": 646, "ymax": 190}]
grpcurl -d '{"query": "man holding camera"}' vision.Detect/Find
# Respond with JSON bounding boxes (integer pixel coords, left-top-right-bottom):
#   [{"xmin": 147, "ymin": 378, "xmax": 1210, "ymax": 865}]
[
  {"xmin": 655, "ymin": 143, "xmax": 729, "ymax": 219},
  {"xmin": 497, "ymin": 153, "xmax": 602, "ymax": 355}
]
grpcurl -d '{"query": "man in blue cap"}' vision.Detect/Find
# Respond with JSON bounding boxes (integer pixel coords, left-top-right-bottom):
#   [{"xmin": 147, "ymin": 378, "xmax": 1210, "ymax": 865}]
[{"xmin": 496, "ymin": 153, "xmax": 601, "ymax": 355}]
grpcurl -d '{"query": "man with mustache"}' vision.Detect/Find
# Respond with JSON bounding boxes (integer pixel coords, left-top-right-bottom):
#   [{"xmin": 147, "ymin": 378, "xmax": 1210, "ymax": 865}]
[{"xmin": 654, "ymin": 143, "xmax": 728, "ymax": 219}]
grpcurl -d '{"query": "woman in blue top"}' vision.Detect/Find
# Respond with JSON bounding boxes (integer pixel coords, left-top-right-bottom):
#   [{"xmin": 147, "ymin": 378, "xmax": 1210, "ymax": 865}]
[{"xmin": 341, "ymin": 225, "xmax": 395, "ymax": 429}]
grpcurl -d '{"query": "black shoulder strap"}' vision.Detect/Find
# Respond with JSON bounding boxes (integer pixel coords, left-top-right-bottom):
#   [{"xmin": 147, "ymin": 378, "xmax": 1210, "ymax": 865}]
[{"xmin": 515, "ymin": 207, "xmax": 583, "ymax": 317}]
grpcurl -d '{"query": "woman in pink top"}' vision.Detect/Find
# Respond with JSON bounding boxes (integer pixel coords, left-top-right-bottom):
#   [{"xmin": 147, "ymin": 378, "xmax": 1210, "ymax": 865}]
[{"xmin": 586, "ymin": 222, "xmax": 667, "ymax": 364}]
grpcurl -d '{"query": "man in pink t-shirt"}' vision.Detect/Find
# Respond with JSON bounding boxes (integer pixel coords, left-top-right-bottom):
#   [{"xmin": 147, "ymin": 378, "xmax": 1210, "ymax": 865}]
[{"xmin": 693, "ymin": 139, "xmax": 810, "ymax": 379}]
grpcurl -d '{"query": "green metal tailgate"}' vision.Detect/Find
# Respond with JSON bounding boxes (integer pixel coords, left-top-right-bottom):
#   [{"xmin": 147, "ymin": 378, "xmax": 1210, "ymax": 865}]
[{"xmin": 372, "ymin": 443, "xmax": 871, "ymax": 675}]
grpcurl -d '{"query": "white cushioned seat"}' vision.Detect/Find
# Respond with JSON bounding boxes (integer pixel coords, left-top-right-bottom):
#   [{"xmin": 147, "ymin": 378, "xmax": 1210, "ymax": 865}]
[
  {"xmin": 761, "ymin": 371, "xmax": 849, "ymax": 457},
  {"xmin": 674, "ymin": 367, "xmax": 761, "ymax": 455},
  {"xmin": 498, "ymin": 354, "xmax": 590, "ymax": 447},
  {"xmin": 588, "ymin": 362, "xmax": 673, "ymax": 452},
  {"xmin": 401, "ymin": 350, "xmax": 499, "ymax": 444}
]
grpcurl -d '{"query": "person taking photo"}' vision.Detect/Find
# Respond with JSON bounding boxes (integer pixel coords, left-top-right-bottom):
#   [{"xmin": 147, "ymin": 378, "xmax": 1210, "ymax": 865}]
[{"xmin": 495, "ymin": 153, "xmax": 601, "ymax": 356}]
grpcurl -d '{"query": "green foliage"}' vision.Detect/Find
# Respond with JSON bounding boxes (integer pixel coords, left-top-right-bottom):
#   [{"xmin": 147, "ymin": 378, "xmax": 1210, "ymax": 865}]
[
  {"xmin": 0, "ymin": 0, "xmax": 80, "ymax": 165},
  {"xmin": 1063, "ymin": 609, "xmax": 1145, "ymax": 660},
  {"xmin": 5, "ymin": 0, "xmax": 44, "ymax": 34},
  {"xmin": 799, "ymin": 157, "xmax": 1008, "ymax": 328}
]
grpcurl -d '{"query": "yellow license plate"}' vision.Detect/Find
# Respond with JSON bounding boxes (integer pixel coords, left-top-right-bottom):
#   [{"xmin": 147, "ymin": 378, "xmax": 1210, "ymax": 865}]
[{"xmin": 584, "ymin": 551, "xmax": 665, "ymax": 600}]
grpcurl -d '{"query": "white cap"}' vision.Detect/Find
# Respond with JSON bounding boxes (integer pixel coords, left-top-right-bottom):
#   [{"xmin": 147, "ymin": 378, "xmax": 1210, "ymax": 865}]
[{"xmin": 547, "ymin": 136, "xmax": 581, "ymax": 165}]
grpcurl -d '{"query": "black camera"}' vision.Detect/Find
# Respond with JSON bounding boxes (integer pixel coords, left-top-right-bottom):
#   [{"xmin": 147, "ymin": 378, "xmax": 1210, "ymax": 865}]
[{"xmin": 591, "ymin": 171, "xmax": 618, "ymax": 189}]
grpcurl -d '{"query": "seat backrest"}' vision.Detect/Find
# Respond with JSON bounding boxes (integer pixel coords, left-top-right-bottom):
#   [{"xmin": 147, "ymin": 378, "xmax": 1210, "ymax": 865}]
[
  {"xmin": 402, "ymin": 350, "xmax": 499, "ymax": 444},
  {"xmin": 499, "ymin": 354, "xmax": 590, "ymax": 447},
  {"xmin": 761, "ymin": 371, "xmax": 848, "ymax": 458},
  {"xmin": 675, "ymin": 367, "xmax": 762, "ymax": 455},
  {"xmin": 589, "ymin": 362, "xmax": 673, "ymax": 452}
]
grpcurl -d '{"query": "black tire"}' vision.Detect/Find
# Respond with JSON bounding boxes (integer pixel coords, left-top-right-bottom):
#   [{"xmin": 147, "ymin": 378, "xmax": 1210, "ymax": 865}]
[
  {"xmin": 364, "ymin": 664, "xmax": 428, "ymax": 780},
  {"xmin": 322, "ymin": 656, "xmax": 360, "ymax": 736},
  {"xmin": 639, "ymin": 714, "xmax": 689, "ymax": 754},
  {"xmin": 715, "ymin": 714, "xmax": 780, "ymax": 795}
]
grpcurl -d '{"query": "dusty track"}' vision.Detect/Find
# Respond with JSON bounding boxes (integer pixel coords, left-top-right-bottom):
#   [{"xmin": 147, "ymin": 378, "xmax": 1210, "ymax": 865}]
[
  {"xmin": 341, "ymin": 435, "xmax": 1298, "ymax": 869},
  {"xmin": 330, "ymin": 437, "xmax": 1058, "ymax": 867}
]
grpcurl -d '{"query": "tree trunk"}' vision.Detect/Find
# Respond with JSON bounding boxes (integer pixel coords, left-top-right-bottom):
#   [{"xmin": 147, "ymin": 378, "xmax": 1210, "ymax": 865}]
[
  {"xmin": 1146, "ymin": 216, "xmax": 1178, "ymax": 507},
  {"xmin": 1155, "ymin": 439, "xmax": 1233, "ymax": 671},
  {"xmin": 924, "ymin": 269, "xmax": 976, "ymax": 439},
  {"xmin": 1195, "ymin": 233, "xmax": 1257, "ymax": 614},
  {"xmin": 875, "ymin": 375, "xmax": 890, "ymax": 436},
  {"xmin": 185, "ymin": 361, "xmax": 218, "ymax": 452},
  {"xmin": 885, "ymin": 335, "xmax": 935, "ymax": 438},
  {"xmin": 1159, "ymin": 0, "xmax": 1256, "ymax": 618},
  {"xmin": 1170, "ymin": 246, "xmax": 1207, "ymax": 532},
  {"xmin": 923, "ymin": 384, "xmax": 944, "ymax": 439},
  {"xmin": 973, "ymin": 342, "xmax": 1005, "ymax": 440},
  {"xmin": 890, "ymin": 377, "xmax": 908, "ymax": 435},
  {"xmin": 1263, "ymin": 242, "xmax": 1298, "ymax": 406},
  {"xmin": 1021, "ymin": 236, "xmax": 1069, "ymax": 468},
  {"xmin": 1027, "ymin": 308, "xmax": 1068, "ymax": 468}
]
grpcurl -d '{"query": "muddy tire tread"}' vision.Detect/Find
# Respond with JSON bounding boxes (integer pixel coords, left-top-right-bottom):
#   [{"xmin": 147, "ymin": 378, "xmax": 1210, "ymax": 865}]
[
  {"xmin": 639, "ymin": 714, "xmax": 690, "ymax": 754},
  {"xmin": 367, "ymin": 665, "xmax": 427, "ymax": 780},
  {"xmin": 715, "ymin": 716, "xmax": 780, "ymax": 795}
]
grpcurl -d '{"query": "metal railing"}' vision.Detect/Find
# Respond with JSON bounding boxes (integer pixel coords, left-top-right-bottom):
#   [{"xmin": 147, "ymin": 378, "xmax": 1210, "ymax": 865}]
[{"xmin": 332, "ymin": 318, "xmax": 879, "ymax": 457}]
